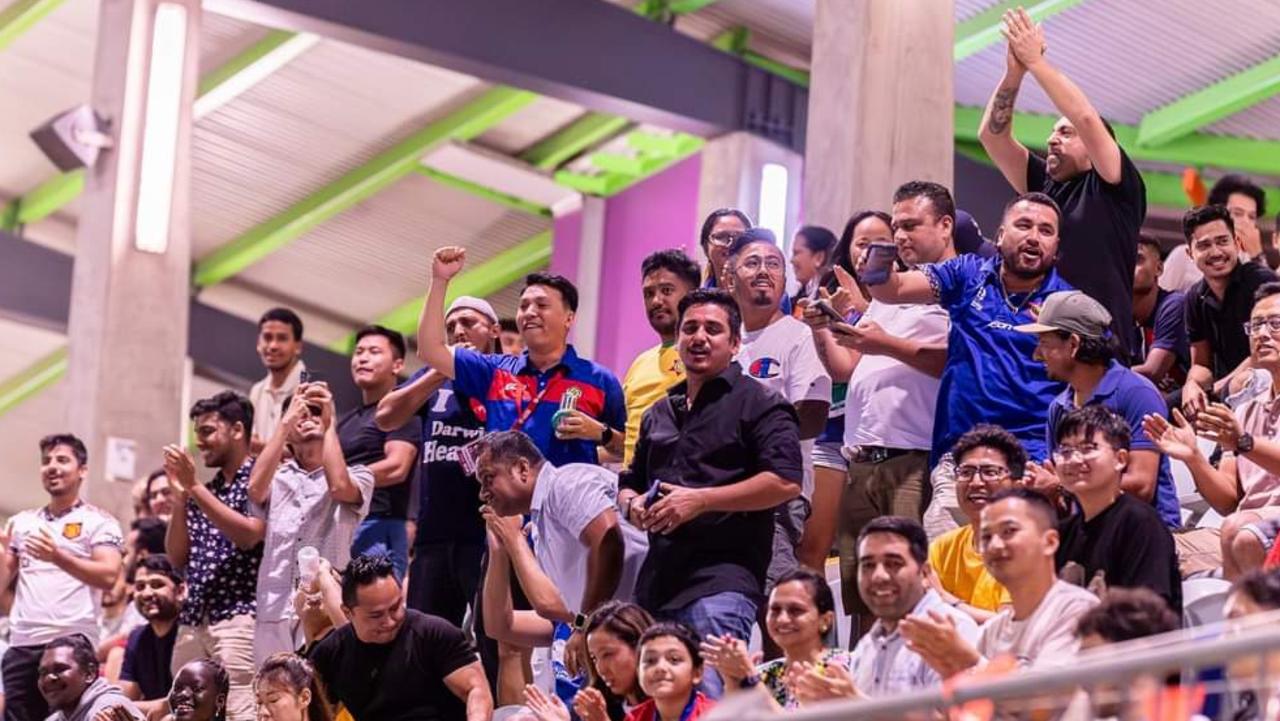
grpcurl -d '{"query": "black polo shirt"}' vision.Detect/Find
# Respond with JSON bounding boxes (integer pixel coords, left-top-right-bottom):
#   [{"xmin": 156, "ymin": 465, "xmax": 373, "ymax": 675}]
[
  {"xmin": 1056, "ymin": 493, "xmax": 1181, "ymax": 615},
  {"xmin": 1027, "ymin": 149, "xmax": 1146, "ymax": 357},
  {"xmin": 619, "ymin": 362, "xmax": 802, "ymax": 612},
  {"xmin": 1186, "ymin": 261, "xmax": 1277, "ymax": 378}
]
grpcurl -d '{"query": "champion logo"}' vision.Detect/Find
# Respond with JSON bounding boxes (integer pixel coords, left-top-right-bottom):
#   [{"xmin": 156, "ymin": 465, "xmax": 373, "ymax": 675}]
[{"xmin": 748, "ymin": 357, "xmax": 782, "ymax": 379}]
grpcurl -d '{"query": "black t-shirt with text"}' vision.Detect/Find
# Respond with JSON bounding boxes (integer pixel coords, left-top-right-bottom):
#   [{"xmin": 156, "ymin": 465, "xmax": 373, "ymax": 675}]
[
  {"xmin": 309, "ymin": 609, "xmax": 478, "ymax": 721},
  {"xmin": 1027, "ymin": 149, "xmax": 1146, "ymax": 356},
  {"xmin": 338, "ymin": 402, "xmax": 422, "ymax": 519}
]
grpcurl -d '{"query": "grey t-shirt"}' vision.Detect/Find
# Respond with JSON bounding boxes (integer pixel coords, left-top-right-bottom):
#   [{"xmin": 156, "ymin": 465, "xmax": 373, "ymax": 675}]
[{"xmin": 978, "ymin": 580, "xmax": 1098, "ymax": 667}]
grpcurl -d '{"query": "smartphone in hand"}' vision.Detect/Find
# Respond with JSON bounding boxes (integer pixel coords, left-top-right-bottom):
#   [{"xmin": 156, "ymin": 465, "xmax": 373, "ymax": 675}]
[{"xmin": 859, "ymin": 242, "xmax": 899, "ymax": 286}]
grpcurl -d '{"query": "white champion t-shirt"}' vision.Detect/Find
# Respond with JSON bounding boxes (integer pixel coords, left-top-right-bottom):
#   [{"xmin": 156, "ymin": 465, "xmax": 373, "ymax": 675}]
[
  {"xmin": 7, "ymin": 502, "xmax": 124, "ymax": 646},
  {"xmin": 737, "ymin": 315, "xmax": 833, "ymax": 499}
]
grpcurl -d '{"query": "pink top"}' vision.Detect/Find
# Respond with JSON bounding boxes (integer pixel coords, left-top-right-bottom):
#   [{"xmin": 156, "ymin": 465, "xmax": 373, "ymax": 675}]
[{"xmin": 1231, "ymin": 390, "xmax": 1280, "ymax": 510}]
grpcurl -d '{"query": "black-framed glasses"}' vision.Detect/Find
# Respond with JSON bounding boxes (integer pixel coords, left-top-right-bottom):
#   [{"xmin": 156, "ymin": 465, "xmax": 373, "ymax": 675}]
[{"xmin": 955, "ymin": 464, "xmax": 1010, "ymax": 482}]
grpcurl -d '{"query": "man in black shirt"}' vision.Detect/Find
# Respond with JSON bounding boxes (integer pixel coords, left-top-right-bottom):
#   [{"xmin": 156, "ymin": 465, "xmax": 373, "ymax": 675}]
[
  {"xmin": 617, "ymin": 288, "xmax": 802, "ymax": 696},
  {"xmin": 309, "ymin": 554, "xmax": 491, "ymax": 721},
  {"xmin": 1131, "ymin": 235, "xmax": 1189, "ymax": 393},
  {"xmin": 1181, "ymin": 205, "xmax": 1278, "ymax": 417},
  {"xmin": 1053, "ymin": 406, "xmax": 1180, "ymax": 614},
  {"xmin": 119, "ymin": 555, "xmax": 182, "ymax": 719},
  {"xmin": 338, "ymin": 325, "xmax": 422, "ymax": 580},
  {"xmin": 978, "ymin": 7, "xmax": 1145, "ymax": 355}
]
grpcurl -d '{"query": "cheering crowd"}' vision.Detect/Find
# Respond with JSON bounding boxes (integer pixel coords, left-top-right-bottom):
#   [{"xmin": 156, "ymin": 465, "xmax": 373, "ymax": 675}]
[{"xmin": 6, "ymin": 9, "xmax": 1280, "ymax": 721}]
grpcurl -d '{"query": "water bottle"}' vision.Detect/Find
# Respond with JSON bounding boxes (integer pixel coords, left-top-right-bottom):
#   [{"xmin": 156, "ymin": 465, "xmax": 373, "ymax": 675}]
[{"xmin": 297, "ymin": 546, "xmax": 320, "ymax": 587}]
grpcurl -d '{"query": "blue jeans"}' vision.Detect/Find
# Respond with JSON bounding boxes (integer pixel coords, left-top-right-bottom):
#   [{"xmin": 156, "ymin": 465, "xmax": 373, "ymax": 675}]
[
  {"xmin": 661, "ymin": 591, "xmax": 757, "ymax": 698},
  {"xmin": 351, "ymin": 517, "xmax": 409, "ymax": 580}
]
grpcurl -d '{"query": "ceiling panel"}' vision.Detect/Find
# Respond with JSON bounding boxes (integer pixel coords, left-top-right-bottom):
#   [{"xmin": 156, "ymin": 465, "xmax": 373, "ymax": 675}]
[
  {"xmin": 231, "ymin": 171, "xmax": 550, "ymax": 327},
  {"xmin": 953, "ymin": 0, "xmax": 1280, "ymax": 125},
  {"xmin": 189, "ymin": 37, "xmax": 485, "ymax": 257},
  {"xmin": 1205, "ymin": 94, "xmax": 1280, "ymax": 142},
  {"xmin": 474, "ymin": 96, "xmax": 586, "ymax": 156}
]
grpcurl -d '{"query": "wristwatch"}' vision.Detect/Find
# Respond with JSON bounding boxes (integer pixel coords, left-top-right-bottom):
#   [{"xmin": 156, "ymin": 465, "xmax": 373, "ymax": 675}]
[
  {"xmin": 598, "ymin": 425, "xmax": 614, "ymax": 446},
  {"xmin": 739, "ymin": 674, "xmax": 762, "ymax": 689},
  {"xmin": 1238, "ymin": 432, "xmax": 1255, "ymax": 454},
  {"xmin": 573, "ymin": 612, "xmax": 589, "ymax": 632}
]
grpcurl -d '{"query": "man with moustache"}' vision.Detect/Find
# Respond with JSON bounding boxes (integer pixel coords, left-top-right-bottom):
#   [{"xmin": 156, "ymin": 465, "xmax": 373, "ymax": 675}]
[
  {"xmin": 978, "ymin": 8, "xmax": 1145, "ymax": 354},
  {"xmin": 0, "ymin": 434, "xmax": 124, "ymax": 721},
  {"xmin": 867, "ymin": 192, "xmax": 1072, "ymax": 466},
  {"xmin": 618, "ymin": 289, "xmax": 802, "ymax": 696},
  {"xmin": 727, "ymin": 228, "xmax": 831, "ymax": 610}
]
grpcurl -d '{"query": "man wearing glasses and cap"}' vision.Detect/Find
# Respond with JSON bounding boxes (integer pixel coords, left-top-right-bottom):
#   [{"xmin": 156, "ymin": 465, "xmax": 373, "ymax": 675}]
[{"xmin": 1017, "ymin": 290, "xmax": 1181, "ymax": 530}]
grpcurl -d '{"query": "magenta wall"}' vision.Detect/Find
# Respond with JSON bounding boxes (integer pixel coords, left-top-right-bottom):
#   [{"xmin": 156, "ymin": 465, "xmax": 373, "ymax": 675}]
[
  {"xmin": 594, "ymin": 154, "xmax": 703, "ymax": 375},
  {"xmin": 550, "ymin": 209, "xmax": 582, "ymax": 280}
]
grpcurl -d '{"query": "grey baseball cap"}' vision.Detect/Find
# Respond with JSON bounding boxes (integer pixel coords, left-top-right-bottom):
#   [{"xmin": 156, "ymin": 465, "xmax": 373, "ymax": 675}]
[{"xmin": 1013, "ymin": 290, "xmax": 1112, "ymax": 338}]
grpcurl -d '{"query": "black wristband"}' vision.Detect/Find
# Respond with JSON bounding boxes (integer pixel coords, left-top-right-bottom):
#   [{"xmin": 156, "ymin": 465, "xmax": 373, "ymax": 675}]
[{"xmin": 599, "ymin": 425, "xmax": 614, "ymax": 446}]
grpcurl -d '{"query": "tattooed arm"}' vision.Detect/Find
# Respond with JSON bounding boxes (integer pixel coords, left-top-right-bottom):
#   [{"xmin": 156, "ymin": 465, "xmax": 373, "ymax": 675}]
[{"xmin": 978, "ymin": 44, "xmax": 1031, "ymax": 192}]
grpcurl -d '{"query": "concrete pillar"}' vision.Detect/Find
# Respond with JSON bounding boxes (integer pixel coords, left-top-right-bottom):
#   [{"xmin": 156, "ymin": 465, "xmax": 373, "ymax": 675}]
[
  {"xmin": 803, "ymin": 0, "xmax": 954, "ymax": 230},
  {"xmin": 66, "ymin": 0, "xmax": 201, "ymax": 523},
  {"xmin": 698, "ymin": 132, "xmax": 803, "ymax": 249}
]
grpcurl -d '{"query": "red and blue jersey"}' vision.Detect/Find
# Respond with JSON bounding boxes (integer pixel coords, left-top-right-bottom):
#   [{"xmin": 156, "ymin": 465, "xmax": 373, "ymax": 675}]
[{"xmin": 452, "ymin": 345, "xmax": 626, "ymax": 466}]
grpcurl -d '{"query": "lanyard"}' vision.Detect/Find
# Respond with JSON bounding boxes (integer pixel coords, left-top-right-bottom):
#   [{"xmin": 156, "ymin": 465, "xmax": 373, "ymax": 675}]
[{"xmin": 511, "ymin": 369, "xmax": 565, "ymax": 431}]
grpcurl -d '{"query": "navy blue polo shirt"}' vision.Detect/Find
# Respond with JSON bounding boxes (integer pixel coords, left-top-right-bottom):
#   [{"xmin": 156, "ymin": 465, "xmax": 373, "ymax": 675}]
[
  {"xmin": 452, "ymin": 345, "xmax": 626, "ymax": 466},
  {"xmin": 925, "ymin": 254, "xmax": 1071, "ymax": 464},
  {"xmin": 1045, "ymin": 360, "xmax": 1181, "ymax": 529}
]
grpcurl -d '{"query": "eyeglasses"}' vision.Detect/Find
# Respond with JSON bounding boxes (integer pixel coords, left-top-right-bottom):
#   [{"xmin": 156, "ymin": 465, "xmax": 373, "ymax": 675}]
[
  {"xmin": 739, "ymin": 256, "xmax": 785, "ymax": 273},
  {"xmin": 708, "ymin": 231, "xmax": 742, "ymax": 248},
  {"xmin": 1052, "ymin": 445, "xmax": 1103, "ymax": 463},
  {"xmin": 1244, "ymin": 316, "xmax": 1280, "ymax": 337},
  {"xmin": 955, "ymin": 464, "xmax": 1010, "ymax": 482}
]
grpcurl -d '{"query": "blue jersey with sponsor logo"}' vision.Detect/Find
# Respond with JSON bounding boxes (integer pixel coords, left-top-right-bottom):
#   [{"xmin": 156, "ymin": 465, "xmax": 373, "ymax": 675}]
[
  {"xmin": 924, "ymin": 255, "xmax": 1071, "ymax": 464},
  {"xmin": 453, "ymin": 345, "xmax": 626, "ymax": 466}
]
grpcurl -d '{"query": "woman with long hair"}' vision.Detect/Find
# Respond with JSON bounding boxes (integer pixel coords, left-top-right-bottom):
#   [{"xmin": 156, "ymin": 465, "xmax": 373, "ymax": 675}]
[
  {"xmin": 698, "ymin": 209, "xmax": 752, "ymax": 290},
  {"xmin": 795, "ymin": 210, "xmax": 894, "ymax": 570},
  {"xmin": 577, "ymin": 601, "xmax": 653, "ymax": 721},
  {"xmin": 253, "ymin": 653, "xmax": 336, "ymax": 721},
  {"xmin": 789, "ymin": 225, "xmax": 838, "ymax": 310}
]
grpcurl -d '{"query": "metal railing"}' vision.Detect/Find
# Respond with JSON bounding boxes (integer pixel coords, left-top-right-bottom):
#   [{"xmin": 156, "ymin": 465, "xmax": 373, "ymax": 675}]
[{"xmin": 710, "ymin": 608, "xmax": 1280, "ymax": 721}]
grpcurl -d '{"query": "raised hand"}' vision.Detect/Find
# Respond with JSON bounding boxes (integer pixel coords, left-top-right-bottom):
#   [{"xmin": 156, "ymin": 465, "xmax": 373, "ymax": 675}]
[
  {"xmin": 161, "ymin": 445, "xmax": 198, "ymax": 494},
  {"xmin": 1181, "ymin": 381, "xmax": 1210, "ymax": 421},
  {"xmin": 787, "ymin": 660, "xmax": 861, "ymax": 704},
  {"xmin": 1142, "ymin": 409, "xmax": 1200, "ymax": 462},
  {"xmin": 433, "ymin": 246, "xmax": 467, "ymax": 281},
  {"xmin": 1002, "ymin": 8, "xmax": 1047, "ymax": 69}
]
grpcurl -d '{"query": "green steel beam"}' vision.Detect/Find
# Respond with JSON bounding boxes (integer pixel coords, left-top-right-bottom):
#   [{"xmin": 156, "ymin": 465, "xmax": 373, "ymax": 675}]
[
  {"xmin": 710, "ymin": 27, "xmax": 811, "ymax": 87},
  {"xmin": 954, "ymin": 105, "xmax": 1280, "ymax": 177},
  {"xmin": 0, "ymin": 0, "xmax": 66, "ymax": 53},
  {"xmin": 954, "ymin": 0, "xmax": 1087, "ymax": 61},
  {"xmin": 0, "ymin": 171, "xmax": 83, "ymax": 231},
  {"xmin": 414, "ymin": 166, "xmax": 551, "ymax": 217},
  {"xmin": 1137, "ymin": 55, "xmax": 1280, "ymax": 147},
  {"xmin": 558, "ymin": 132, "xmax": 704, "ymax": 198},
  {"xmin": 0, "ymin": 347, "xmax": 67, "ymax": 418},
  {"xmin": 1, "ymin": 30, "xmax": 307, "ymax": 230},
  {"xmin": 196, "ymin": 29, "xmax": 299, "ymax": 98},
  {"xmin": 667, "ymin": 0, "xmax": 721, "ymax": 12},
  {"xmin": 328, "ymin": 230, "xmax": 553, "ymax": 352},
  {"xmin": 520, "ymin": 113, "xmax": 630, "ymax": 170},
  {"xmin": 193, "ymin": 87, "xmax": 537, "ymax": 287}
]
